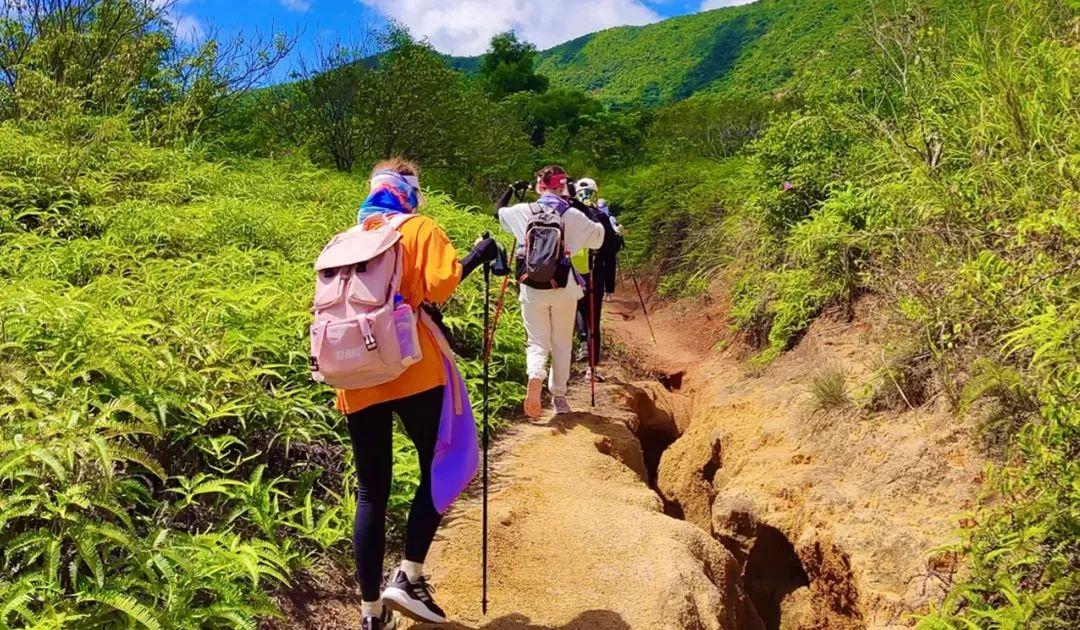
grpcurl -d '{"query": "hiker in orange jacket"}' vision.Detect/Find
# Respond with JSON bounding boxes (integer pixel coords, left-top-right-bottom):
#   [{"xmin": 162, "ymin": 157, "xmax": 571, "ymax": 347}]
[{"xmin": 333, "ymin": 158, "xmax": 498, "ymax": 629}]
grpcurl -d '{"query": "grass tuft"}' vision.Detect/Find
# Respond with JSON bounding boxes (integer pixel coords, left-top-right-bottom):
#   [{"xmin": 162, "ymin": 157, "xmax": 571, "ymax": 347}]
[{"xmin": 810, "ymin": 367, "xmax": 850, "ymax": 410}]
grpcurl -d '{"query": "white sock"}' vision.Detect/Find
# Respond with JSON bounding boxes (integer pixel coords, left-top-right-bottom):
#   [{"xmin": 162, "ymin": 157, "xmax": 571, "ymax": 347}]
[
  {"xmin": 361, "ymin": 599, "xmax": 383, "ymax": 618},
  {"xmin": 400, "ymin": 559, "xmax": 423, "ymax": 583}
]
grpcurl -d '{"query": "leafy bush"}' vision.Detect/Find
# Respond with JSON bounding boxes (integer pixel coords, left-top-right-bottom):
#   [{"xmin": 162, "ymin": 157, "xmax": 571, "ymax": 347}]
[
  {"xmin": 656, "ymin": 271, "xmax": 710, "ymax": 300},
  {"xmin": 0, "ymin": 118, "xmax": 525, "ymax": 626},
  {"xmin": 647, "ymin": 97, "xmax": 780, "ymax": 164},
  {"xmin": 608, "ymin": 1, "xmax": 1077, "ymax": 624}
]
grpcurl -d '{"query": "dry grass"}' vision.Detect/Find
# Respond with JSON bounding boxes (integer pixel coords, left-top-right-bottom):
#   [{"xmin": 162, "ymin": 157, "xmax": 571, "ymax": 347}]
[{"xmin": 811, "ymin": 367, "xmax": 850, "ymax": 410}]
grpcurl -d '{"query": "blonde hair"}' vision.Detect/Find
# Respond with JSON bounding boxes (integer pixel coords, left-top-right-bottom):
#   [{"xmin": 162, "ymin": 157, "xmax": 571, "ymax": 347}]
[{"xmin": 371, "ymin": 157, "xmax": 420, "ymax": 178}]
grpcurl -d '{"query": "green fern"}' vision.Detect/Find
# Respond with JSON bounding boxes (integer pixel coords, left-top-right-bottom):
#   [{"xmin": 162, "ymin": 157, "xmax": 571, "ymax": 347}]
[{"xmin": 82, "ymin": 592, "xmax": 162, "ymax": 630}]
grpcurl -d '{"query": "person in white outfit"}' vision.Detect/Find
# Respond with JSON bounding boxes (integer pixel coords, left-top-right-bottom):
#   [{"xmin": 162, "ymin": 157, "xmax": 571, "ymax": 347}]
[{"xmin": 496, "ymin": 165, "xmax": 605, "ymax": 416}]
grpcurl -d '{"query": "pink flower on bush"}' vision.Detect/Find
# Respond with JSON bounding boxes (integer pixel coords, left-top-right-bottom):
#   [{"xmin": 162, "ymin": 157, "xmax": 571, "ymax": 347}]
[{"xmin": 782, "ymin": 181, "xmax": 794, "ymax": 191}]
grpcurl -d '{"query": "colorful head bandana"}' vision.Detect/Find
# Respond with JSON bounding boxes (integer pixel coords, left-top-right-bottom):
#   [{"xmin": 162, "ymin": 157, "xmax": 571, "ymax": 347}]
[{"xmin": 358, "ymin": 169, "xmax": 423, "ymax": 223}]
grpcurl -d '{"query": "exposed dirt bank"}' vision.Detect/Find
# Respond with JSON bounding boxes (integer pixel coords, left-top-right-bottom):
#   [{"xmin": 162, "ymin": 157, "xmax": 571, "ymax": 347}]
[{"xmin": 606, "ymin": 291, "xmax": 987, "ymax": 629}]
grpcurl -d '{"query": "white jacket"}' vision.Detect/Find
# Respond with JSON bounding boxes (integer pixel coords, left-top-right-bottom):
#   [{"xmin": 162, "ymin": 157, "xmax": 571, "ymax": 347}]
[{"xmin": 498, "ymin": 201, "xmax": 605, "ymax": 303}]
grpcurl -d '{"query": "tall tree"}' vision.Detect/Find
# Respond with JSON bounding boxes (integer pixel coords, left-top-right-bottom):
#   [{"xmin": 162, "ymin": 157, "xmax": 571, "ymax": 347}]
[
  {"xmin": 0, "ymin": 0, "xmax": 294, "ymax": 140},
  {"xmin": 480, "ymin": 31, "xmax": 549, "ymax": 100},
  {"xmin": 517, "ymin": 87, "xmax": 602, "ymax": 146},
  {"xmin": 293, "ymin": 32, "xmax": 382, "ymax": 172},
  {"xmin": 289, "ymin": 26, "xmax": 530, "ymax": 184}
]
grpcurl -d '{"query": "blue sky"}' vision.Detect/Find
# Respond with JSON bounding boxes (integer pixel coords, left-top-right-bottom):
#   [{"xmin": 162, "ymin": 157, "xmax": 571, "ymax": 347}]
[{"xmin": 166, "ymin": 0, "xmax": 756, "ymax": 81}]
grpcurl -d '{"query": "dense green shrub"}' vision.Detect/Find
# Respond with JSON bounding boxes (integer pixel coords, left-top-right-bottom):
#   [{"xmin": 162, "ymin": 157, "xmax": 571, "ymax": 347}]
[
  {"xmin": 0, "ymin": 118, "xmax": 525, "ymax": 626},
  {"xmin": 610, "ymin": 1, "xmax": 1077, "ymax": 624},
  {"xmin": 647, "ymin": 97, "xmax": 780, "ymax": 164},
  {"xmin": 0, "ymin": 0, "xmax": 292, "ymax": 145}
]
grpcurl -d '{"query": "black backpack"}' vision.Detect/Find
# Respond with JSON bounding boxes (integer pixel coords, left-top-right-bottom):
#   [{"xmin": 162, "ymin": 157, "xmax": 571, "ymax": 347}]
[{"xmin": 516, "ymin": 202, "xmax": 571, "ymax": 289}]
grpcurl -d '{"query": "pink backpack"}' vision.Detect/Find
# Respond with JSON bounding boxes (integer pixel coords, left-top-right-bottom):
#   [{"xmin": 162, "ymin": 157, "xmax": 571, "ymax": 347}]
[{"xmin": 309, "ymin": 214, "xmax": 423, "ymax": 389}]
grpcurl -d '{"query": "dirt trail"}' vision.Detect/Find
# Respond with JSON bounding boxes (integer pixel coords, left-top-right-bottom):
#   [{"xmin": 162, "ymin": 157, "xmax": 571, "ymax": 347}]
[
  {"xmin": 413, "ymin": 363, "xmax": 760, "ymax": 628},
  {"xmin": 274, "ymin": 287, "xmax": 985, "ymax": 629}
]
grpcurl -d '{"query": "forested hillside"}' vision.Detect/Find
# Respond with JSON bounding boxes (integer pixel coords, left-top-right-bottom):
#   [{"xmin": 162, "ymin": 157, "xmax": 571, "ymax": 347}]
[
  {"xmin": 452, "ymin": 0, "xmax": 870, "ymax": 106},
  {"xmin": 0, "ymin": 0, "xmax": 1076, "ymax": 628}
]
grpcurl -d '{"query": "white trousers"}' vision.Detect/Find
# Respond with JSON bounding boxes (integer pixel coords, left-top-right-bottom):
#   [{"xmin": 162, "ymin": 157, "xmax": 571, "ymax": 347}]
[{"xmin": 520, "ymin": 295, "xmax": 578, "ymax": 398}]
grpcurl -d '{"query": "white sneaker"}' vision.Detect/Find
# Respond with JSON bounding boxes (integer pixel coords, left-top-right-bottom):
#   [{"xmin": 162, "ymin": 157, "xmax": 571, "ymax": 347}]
[
  {"xmin": 585, "ymin": 367, "xmax": 606, "ymax": 383},
  {"xmin": 553, "ymin": 397, "xmax": 572, "ymax": 414},
  {"xmin": 382, "ymin": 571, "xmax": 447, "ymax": 624}
]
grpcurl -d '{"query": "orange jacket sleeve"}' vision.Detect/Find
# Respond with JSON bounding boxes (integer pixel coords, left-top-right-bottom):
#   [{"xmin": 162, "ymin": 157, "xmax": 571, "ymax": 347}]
[{"xmin": 416, "ymin": 218, "xmax": 462, "ymax": 305}]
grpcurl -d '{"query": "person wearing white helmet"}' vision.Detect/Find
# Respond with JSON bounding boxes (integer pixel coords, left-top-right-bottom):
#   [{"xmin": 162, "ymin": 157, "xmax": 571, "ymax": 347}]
[
  {"xmin": 596, "ymin": 198, "xmax": 623, "ymax": 300},
  {"xmin": 571, "ymin": 177, "xmax": 619, "ymax": 381},
  {"xmin": 576, "ymin": 177, "xmax": 598, "ymax": 204}
]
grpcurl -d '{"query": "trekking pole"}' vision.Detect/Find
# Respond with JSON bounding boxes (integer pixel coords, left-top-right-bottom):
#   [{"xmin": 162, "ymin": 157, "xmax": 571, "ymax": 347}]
[
  {"xmin": 481, "ymin": 237, "xmax": 491, "ymax": 616},
  {"xmin": 628, "ymin": 265, "xmax": 658, "ymax": 346},
  {"xmin": 485, "ymin": 188, "xmax": 519, "ymax": 363},
  {"xmin": 587, "ymin": 259, "xmax": 597, "ymax": 408},
  {"xmin": 484, "ymin": 274, "xmax": 510, "ymax": 363}
]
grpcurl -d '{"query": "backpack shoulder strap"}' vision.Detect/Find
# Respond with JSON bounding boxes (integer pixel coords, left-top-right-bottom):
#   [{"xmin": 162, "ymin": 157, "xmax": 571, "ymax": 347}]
[
  {"xmin": 359, "ymin": 212, "xmax": 416, "ymax": 232},
  {"xmin": 531, "ymin": 202, "xmax": 565, "ymax": 224},
  {"xmin": 388, "ymin": 213, "xmax": 416, "ymax": 230}
]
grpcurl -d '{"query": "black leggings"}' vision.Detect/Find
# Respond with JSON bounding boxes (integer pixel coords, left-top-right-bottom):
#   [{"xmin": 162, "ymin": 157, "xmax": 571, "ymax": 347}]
[{"xmin": 347, "ymin": 386, "xmax": 444, "ymax": 601}]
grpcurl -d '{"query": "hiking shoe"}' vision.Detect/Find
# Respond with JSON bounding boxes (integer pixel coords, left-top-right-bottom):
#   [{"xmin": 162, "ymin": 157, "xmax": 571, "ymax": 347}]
[
  {"xmin": 586, "ymin": 367, "xmax": 606, "ymax": 383},
  {"xmin": 553, "ymin": 397, "xmax": 573, "ymax": 415},
  {"xmin": 383, "ymin": 570, "xmax": 447, "ymax": 624},
  {"xmin": 361, "ymin": 606, "xmax": 397, "ymax": 630},
  {"xmin": 574, "ymin": 346, "xmax": 589, "ymax": 363},
  {"xmin": 524, "ymin": 377, "xmax": 543, "ymax": 418}
]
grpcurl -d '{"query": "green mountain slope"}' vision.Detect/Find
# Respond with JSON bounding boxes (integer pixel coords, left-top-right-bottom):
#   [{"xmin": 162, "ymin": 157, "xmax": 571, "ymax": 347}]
[{"xmin": 463, "ymin": 0, "xmax": 871, "ymax": 106}]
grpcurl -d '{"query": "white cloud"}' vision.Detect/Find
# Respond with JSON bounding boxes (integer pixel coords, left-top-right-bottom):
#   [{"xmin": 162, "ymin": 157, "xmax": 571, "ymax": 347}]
[
  {"xmin": 153, "ymin": 0, "xmax": 204, "ymax": 42},
  {"xmin": 358, "ymin": 0, "xmax": 662, "ymax": 56},
  {"xmin": 700, "ymin": 0, "xmax": 758, "ymax": 10},
  {"xmin": 173, "ymin": 14, "xmax": 205, "ymax": 41},
  {"xmin": 280, "ymin": 0, "xmax": 312, "ymax": 12}
]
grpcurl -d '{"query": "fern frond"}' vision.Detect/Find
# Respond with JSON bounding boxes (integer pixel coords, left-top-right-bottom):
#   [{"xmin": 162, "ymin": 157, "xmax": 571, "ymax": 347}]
[
  {"xmin": 74, "ymin": 536, "xmax": 106, "ymax": 589},
  {"xmin": 110, "ymin": 444, "xmax": 165, "ymax": 481},
  {"xmin": 0, "ymin": 578, "xmax": 38, "ymax": 623},
  {"xmin": 28, "ymin": 448, "xmax": 67, "ymax": 481},
  {"xmin": 81, "ymin": 591, "xmax": 162, "ymax": 630},
  {"xmin": 86, "ymin": 433, "xmax": 113, "ymax": 483}
]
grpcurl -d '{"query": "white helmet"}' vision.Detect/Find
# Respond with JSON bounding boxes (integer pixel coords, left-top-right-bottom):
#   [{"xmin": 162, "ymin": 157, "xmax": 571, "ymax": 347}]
[{"xmin": 576, "ymin": 177, "xmax": 598, "ymax": 203}]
